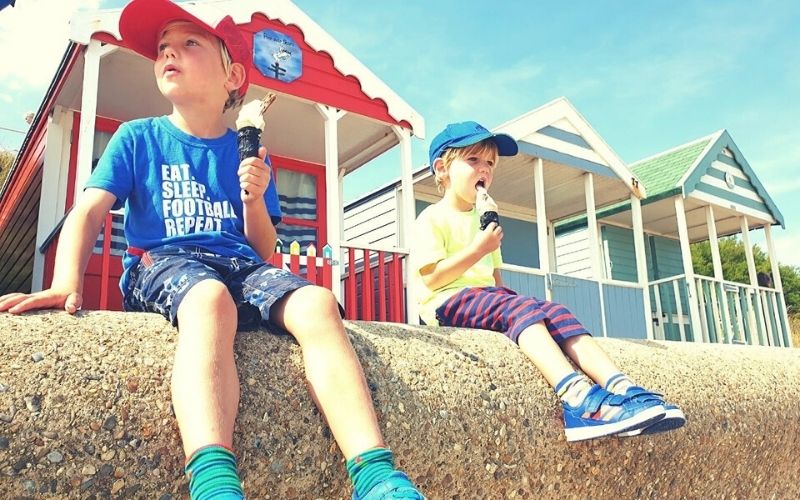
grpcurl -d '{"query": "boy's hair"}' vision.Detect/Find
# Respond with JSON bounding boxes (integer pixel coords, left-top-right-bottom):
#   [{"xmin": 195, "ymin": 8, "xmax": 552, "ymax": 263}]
[
  {"xmin": 434, "ymin": 139, "xmax": 499, "ymax": 193},
  {"xmin": 216, "ymin": 35, "xmax": 244, "ymax": 111}
]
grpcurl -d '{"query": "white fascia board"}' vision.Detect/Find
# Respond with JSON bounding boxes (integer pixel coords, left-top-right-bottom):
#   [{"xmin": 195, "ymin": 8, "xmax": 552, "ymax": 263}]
[{"xmin": 495, "ymin": 97, "xmax": 645, "ymax": 198}]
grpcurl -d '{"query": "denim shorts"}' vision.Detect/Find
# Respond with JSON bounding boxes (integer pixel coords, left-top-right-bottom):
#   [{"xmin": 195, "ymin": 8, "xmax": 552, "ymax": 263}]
[{"xmin": 123, "ymin": 245, "xmax": 312, "ymax": 330}]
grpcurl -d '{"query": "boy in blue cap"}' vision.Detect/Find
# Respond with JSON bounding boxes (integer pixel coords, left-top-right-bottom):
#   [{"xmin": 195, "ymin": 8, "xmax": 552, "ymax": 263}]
[
  {"xmin": 411, "ymin": 120, "xmax": 685, "ymax": 442},
  {"xmin": 0, "ymin": 0, "xmax": 423, "ymax": 498}
]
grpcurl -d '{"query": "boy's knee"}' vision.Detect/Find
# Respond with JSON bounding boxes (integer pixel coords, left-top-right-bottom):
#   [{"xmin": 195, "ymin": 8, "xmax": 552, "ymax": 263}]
[
  {"xmin": 181, "ymin": 279, "xmax": 236, "ymax": 314},
  {"xmin": 292, "ymin": 285, "xmax": 338, "ymax": 313},
  {"xmin": 280, "ymin": 285, "xmax": 341, "ymax": 327}
]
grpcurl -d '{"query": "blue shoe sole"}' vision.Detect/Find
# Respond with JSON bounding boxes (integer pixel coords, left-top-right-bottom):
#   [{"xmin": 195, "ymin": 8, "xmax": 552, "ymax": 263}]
[
  {"xmin": 617, "ymin": 407, "xmax": 686, "ymax": 437},
  {"xmin": 564, "ymin": 404, "xmax": 666, "ymax": 442}
]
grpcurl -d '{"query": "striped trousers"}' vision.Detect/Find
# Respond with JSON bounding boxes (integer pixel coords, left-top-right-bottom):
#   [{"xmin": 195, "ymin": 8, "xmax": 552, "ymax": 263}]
[{"xmin": 435, "ymin": 286, "xmax": 590, "ymax": 344}]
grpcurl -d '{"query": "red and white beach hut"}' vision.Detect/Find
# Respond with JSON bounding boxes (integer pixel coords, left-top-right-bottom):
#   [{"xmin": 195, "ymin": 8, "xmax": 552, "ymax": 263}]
[{"xmin": 0, "ymin": 0, "xmax": 424, "ymax": 320}]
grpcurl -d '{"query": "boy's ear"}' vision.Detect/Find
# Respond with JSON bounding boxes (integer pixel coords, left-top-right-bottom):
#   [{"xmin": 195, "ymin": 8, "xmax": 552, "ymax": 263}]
[
  {"xmin": 225, "ymin": 62, "xmax": 247, "ymax": 93},
  {"xmin": 432, "ymin": 157, "xmax": 446, "ymax": 175}
]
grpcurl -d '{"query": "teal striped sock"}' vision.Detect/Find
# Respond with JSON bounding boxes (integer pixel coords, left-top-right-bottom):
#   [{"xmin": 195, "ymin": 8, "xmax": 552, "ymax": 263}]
[
  {"xmin": 185, "ymin": 445, "xmax": 244, "ymax": 500},
  {"xmin": 346, "ymin": 447, "xmax": 395, "ymax": 498}
]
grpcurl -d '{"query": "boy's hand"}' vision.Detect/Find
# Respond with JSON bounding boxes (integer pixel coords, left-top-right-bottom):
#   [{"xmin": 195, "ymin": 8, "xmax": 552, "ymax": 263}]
[
  {"xmin": 0, "ymin": 288, "xmax": 83, "ymax": 315},
  {"xmin": 472, "ymin": 222, "xmax": 503, "ymax": 256},
  {"xmin": 238, "ymin": 146, "xmax": 271, "ymax": 204}
]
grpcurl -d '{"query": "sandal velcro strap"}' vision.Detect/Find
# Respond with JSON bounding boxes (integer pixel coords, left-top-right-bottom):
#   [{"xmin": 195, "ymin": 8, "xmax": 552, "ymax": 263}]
[
  {"xmin": 581, "ymin": 386, "xmax": 625, "ymax": 414},
  {"xmin": 626, "ymin": 386, "xmax": 665, "ymax": 403}
]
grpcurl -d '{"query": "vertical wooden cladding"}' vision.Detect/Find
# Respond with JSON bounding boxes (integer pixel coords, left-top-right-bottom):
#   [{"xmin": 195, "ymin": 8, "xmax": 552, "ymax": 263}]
[
  {"xmin": 0, "ymin": 130, "xmax": 46, "ymax": 295},
  {"xmin": 242, "ymin": 14, "xmax": 406, "ymax": 128},
  {"xmin": 0, "ymin": 45, "xmax": 79, "ymax": 295}
]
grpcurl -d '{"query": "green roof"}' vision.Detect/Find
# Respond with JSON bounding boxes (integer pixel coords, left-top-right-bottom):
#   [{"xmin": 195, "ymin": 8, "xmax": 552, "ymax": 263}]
[
  {"xmin": 556, "ymin": 129, "xmax": 784, "ymax": 233},
  {"xmin": 555, "ymin": 136, "xmax": 712, "ymax": 234},
  {"xmin": 629, "ymin": 137, "xmax": 711, "ymax": 198}
]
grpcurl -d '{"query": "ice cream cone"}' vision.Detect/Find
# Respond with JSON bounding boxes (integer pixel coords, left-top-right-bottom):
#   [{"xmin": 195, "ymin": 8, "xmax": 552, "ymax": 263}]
[
  {"xmin": 237, "ymin": 126, "xmax": 261, "ymax": 162},
  {"xmin": 235, "ymin": 93, "xmax": 276, "ymax": 194}
]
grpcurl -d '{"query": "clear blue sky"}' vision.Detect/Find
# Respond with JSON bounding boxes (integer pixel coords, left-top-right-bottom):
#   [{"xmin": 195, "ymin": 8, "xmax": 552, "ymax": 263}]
[{"xmin": 1, "ymin": 1, "xmax": 798, "ymax": 264}]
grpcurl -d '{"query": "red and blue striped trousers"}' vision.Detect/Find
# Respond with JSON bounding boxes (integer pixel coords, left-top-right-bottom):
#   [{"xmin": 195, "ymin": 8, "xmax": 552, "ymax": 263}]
[{"xmin": 435, "ymin": 286, "xmax": 590, "ymax": 344}]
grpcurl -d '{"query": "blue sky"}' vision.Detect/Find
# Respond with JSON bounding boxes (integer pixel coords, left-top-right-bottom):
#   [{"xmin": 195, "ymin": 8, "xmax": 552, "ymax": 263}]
[{"xmin": 1, "ymin": 1, "xmax": 798, "ymax": 264}]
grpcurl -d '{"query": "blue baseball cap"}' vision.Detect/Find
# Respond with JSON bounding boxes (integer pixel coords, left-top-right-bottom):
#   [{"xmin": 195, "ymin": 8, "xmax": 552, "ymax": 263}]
[{"xmin": 428, "ymin": 121, "xmax": 518, "ymax": 172}]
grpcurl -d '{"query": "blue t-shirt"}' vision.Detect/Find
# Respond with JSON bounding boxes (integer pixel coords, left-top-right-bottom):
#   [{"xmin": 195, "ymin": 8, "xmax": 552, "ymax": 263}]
[{"xmin": 86, "ymin": 116, "xmax": 282, "ymax": 291}]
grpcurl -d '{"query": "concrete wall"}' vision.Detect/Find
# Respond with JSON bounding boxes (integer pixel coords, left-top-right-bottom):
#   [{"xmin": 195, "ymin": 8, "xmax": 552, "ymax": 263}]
[{"xmin": 0, "ymin": 311, "xmax": 799, "ymax": 498}]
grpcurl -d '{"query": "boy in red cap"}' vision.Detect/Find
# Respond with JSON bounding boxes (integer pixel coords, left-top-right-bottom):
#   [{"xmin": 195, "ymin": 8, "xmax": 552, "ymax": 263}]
[
  {"xmin": 0, "ymin": 1, "xmax": 423, "ymax": 498},
  {"xmin": 411, "ymin": 121, "xmax": 685, "ymax": 442}
]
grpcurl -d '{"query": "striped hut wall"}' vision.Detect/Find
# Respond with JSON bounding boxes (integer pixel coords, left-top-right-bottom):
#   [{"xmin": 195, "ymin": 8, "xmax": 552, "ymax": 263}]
[
  {"xmin": 343, "ymin": 190, "xmax": 399, "ymax": 248},
  {"xmin": 517, "ymin": 119, "xmax": 617, "ymax": 179},
  {"xmin": 691, "ymin": 149, "xmax": 771, "ymax": 220},
  {"xmin": 555, "ymin": 227, "xmax": 593, "ymax": 279}
]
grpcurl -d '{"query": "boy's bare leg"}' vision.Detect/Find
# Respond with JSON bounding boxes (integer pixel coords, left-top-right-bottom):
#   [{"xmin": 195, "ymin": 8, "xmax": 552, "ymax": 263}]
[
  {"xmin": 560, "ymin": 334, "xmax": 621, "ymax": 387},
  {"xmin": 517, "ymin": 323, "xmax": 578, "ymax": 387},
  {"xmin": 272, "ymin": 285, "xmax": 383, "ymax": 459},
  {"xmin": 173, "ymin": 280, "xmax": 241, "ymax": 456}
]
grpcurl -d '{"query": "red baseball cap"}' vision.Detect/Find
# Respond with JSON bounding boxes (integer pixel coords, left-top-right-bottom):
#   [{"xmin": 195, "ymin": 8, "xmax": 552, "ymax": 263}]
[{"xmin": 119, "ymin": 0, "xmax": 251, "ymax": 95}]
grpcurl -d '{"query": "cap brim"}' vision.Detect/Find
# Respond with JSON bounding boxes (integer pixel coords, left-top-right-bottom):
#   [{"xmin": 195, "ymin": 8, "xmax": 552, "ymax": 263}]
[
  {"xmin": 491, "ymin": 133, "xmax": 519, "ymax": 157},
  {"xmin": 450, "ymin": 131, "xmax": 518, "ymax": 157},
  {"xmin": 120, "ymin": 0, "xmax": 210, "ymax": 61}
]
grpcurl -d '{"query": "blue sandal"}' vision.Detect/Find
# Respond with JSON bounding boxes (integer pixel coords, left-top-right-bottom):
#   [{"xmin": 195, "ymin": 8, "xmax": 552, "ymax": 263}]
[{"xmin": 562, "ymin": 384, "xmax": 666, "ymax": 442}]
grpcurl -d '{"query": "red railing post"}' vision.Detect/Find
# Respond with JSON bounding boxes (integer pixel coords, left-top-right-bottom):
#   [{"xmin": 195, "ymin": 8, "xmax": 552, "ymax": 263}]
[
  {"xmin": 346, "ymin": 247, "xmax": 357, "ymax": 320},
  {"xmin": 397, "ymin": 254, "xmax": 405, "ymax": 323},
  {"xmin": 389, "ymin": 253, "xmax": 401, "ymax": 322},
  {"xmin": 270, "ymin": 252, "xmax": 283, "ymax": 269},
  {"xmin": 362, "ymin": 249, "xmax": 373, "ymax": 321},
  {"xmin": 377, "ymin": 251, "xmax": 386, "ymax": 321},
  {"xmin": 322, "ymin": 258, "xmax": 332, "ymax": 291},
  {"xmin": 306, "ymin": 255, "xmax": 317, "ymax": 285},
  {"xmin": 289, "ymin": 253, "xmax": 300, "ymax": 276},
  {"xmin": 99, "ymin": 213, "xmax": 113, "ymax": 310}
]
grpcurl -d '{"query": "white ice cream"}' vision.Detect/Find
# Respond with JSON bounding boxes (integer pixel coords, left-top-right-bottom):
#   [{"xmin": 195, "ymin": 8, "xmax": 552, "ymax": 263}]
[
  {"xmin": 235, "ymin": 98, "xmax": 267, "ymax": 131},
  {"xmin": 476, "ymin": 185, "xmax": 498, "ymax": 214}
]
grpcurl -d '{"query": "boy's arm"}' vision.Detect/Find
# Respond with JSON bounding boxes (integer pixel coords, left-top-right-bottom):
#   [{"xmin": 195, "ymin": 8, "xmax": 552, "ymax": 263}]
[
  {"xmin": 239, "ymin": 146, "xmax": 277, "ymax": 261},
  {"xmin": 493, "ymin": 268, "xmax": 504, "ymax": 287},
  {"xmin": 0, "ymin": 188, "xmax": 117, "ymax": 314},
  {"xmin": 243, "ymin": 198, "xmax": 277, "ymax": 261},
  {"xmin": 419, "ymin": 222, "xmax": 503, "ymax": 291}
]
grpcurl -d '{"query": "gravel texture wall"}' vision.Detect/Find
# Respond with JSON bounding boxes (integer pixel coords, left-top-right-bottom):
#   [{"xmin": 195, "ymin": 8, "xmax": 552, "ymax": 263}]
[{"xmin": 0, "ymin": 311, "xmax": 798, "ymax": 498}]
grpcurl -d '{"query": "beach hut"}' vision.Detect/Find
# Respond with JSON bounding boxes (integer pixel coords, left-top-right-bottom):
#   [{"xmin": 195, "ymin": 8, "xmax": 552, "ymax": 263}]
[
  {"xmin": 0, "ymin": 0, "xmax": 423, "ymax": 315},
  {"xmin": 556, "ymin": 130, "xmax": 791, "ymax": 347}
]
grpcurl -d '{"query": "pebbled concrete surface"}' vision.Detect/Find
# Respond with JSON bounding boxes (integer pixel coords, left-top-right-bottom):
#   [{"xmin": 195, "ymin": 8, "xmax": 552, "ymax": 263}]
[{"xmin": 0, "ymin": 310, "xmax": 798, "ymax": 498}]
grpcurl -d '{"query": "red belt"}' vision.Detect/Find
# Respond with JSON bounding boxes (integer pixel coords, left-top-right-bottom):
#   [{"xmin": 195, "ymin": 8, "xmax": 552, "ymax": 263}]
[{"xmin": 127, "ymin": 246, "xmax": 145, "ymax": 257}]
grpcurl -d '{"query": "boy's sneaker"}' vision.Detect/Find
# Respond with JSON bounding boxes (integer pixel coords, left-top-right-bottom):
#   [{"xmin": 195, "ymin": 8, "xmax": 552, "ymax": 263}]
[
  {"xmin": 562, "ymin": 384, "xmax": 666, "ymax": 442},
  {"xmin": 352, "ymin": 471, "xmax": 424, "ymax": 500},
  {"xmin": 615, "ymin": 386, "xmax": 686, "ymax": 437}
]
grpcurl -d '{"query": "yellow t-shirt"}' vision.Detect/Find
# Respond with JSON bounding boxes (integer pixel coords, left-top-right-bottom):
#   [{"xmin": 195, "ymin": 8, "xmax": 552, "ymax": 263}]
[{"xmin": 411, "ymin": 202, "xmax": 502, "ymax": 326}]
